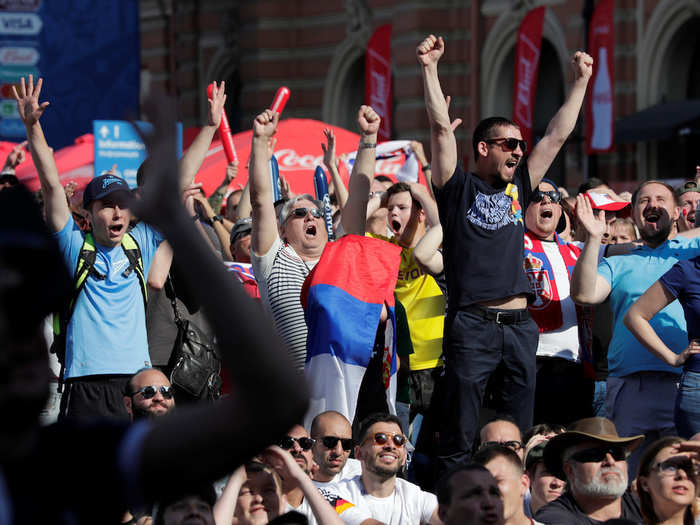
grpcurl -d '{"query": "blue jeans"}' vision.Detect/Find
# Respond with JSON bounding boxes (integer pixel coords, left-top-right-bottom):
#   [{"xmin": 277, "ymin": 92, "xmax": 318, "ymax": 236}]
[{"xmin": 675, "ymin": 371, "xmax": 700, "ymax": 438}]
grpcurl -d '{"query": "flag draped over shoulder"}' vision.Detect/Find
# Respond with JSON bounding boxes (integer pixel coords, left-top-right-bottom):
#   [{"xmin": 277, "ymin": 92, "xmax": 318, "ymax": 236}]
[{"xmin": 301, "ymin": 234, "xmax": 402, "ymax": 427}]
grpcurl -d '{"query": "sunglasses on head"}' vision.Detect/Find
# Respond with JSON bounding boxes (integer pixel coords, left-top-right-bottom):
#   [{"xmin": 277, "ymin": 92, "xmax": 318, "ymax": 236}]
[
  {"xmin": 484, "ymin": 137, "xmax": 528, "ymax": 154},
  {"xmin": 569, "ymin": 445, "xmax": 628, "ymax": 464},
  {"xmin": 279, "ymin": 436, "xmax": 316, "ymax": 451},
  {"xmin": 653, "ymin": 456, "xmax": 700, "ymax": 477},
  {"xmin": 530, "ymin": 190, "xmax": 562, "ymax": 204},
  {"xmin": 363, "ymin": 431, "xmax": 407, "ymax": 448},
  {"xmin": 289, "ymin": 207, "xmax": 323, "ymax": 220},
  {"xmin": 321, "ymin": 436, "xmax": 354, "ymax": 451},
  {"xmin": 129, "ymin": 385, "xmax": 174, "ymax": 400},
  {"xmin": 481, "ymin": 440, "xmax": 524, "ymax": 452}
]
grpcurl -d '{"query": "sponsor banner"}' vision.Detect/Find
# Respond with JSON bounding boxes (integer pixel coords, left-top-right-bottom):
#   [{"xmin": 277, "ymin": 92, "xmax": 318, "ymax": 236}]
[
  {"xmin": 512, "ymin": 6, "xmax": 546, "ymax": 147},
  {"xmin": 586, "ymin": 0, "xmax": 615, "ymax": 153},
  {"xmin": 0, "ymin": 12, "xmax": 41, "ymax": 35},
  {"xmin": 0, "ymin": 45, "xmax": 37, "ymax": 64},
  {"xmin": 0, "ymin": 0, "xmax": 41, "ymax": 11},
  {"xmin": 365, "ymin": 24, "xmax": 392, "ymax": 142},
  {"xmin": 0, "ymin": 97, "xmax": 17, "ymax": 117}
]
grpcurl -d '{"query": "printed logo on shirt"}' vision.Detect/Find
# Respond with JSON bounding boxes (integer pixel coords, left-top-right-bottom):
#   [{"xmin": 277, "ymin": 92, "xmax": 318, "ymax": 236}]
[
  {"xmin": 112, "ymin": 256, "xmax": 129, "ymax": 276},
  {"xmin": 524, "ymin": 254, "xmax": 552, "ymax": 309},
  {"xmin": 466, "ymin": 190, "xmax": 521, "ymax": 230},
  {"xmin": 318, "ymin": 488, "xmax": 355, "ymax": 514}
]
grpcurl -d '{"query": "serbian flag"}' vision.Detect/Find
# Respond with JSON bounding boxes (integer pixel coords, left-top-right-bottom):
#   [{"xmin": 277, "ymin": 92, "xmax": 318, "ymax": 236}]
[
  {"xmin": 301, "ymin": 235, "xmax": 402, "ymax": 426},
  {"xmin": 586, "ymin": 0, "xmax": 615, "ymax": 153},
  {"xmin": 513, "ymin": 6, "xmax": 546, "ymax": 147}
]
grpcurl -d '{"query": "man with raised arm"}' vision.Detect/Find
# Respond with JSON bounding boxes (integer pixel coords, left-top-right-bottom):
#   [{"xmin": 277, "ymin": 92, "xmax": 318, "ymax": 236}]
[
  {"xmin": 249, "ymin": 106, "xmax": 380, "ymax": 370},
  {"xmin": 416, "ymin": 34, "xmax": 593, "ymax": 470},
  {"xmin": 14, "ymin": 76, "xmax": 226, "ymax": 421},
  {"xmin": 0, "ymin": 94, "xmax": 307, "ymax": 523}
]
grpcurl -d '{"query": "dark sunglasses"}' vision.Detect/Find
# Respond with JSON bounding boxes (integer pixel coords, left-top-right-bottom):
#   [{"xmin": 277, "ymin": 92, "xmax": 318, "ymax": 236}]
[
  {"xmin": 279, "ymin": 436, "xmax": 316, "ymax": 451},
  {"xmin": 320, "ymin": 436, "xmax": 354, "ymax": 451},
  {"xmin": 129, "ymin": 385, "xmax": 174, "ymax": 399},
  {"xmin": 481, "ymin": 440, "xmax": 524, "ymax": 452},
  {"xmin": 363, "ymin": 432, "xmax": 407, "ymax": 448},
  {"xmin": 654, "ymin": 456, "xmax": 700, "ymax": 477},
  {"xmin": 289, "ymin": 207, "xmax": 323, "ymax": 220},
  {"xmin": 569, "ymin": 445, "xmax": 628, "ymax": 464},
  {"xmin": 485, "ymin": 137, "xmax": 528, "ymax": 154},
  {"xmin": 530, "ymin": 190, "xmax": 562, "ymax": 204}
]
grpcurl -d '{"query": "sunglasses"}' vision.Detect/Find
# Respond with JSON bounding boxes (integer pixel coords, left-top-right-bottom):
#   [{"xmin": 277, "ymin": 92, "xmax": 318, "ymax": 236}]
[
  {"xmin": 289, "ymin": 207, "xmax": 323, "ymax": 220},
  {"xmin": 129, "ymin": 385, "xmax": 174, "ymax": 399},
  {"xmin": 485, "ymin": 137, "xmax": 528, "ymax": 154},
  {"xmin": 569, "ymin": 445, "xmax": 628, "ymax": 464},
  {"xmin": 321, "ymin": 436, "xmax": 354, "ymax": 451},
  {"xmin": 279, "ymin": 436, "xmax": 316, "ymax": 451},
  {"xmin": 481, "ymin": 440, "xmax": 524, "ymax": 452},
  {"xmin": 653, "ymin": 456, "xmax": 700, "ymax": 477},
  {"xmin": 362, "ymin": 432, "xmax": 407, "ymax": 448},
  {"xmin": 530, "ymin": 190, "xmax": 562, "ymax": 204}
]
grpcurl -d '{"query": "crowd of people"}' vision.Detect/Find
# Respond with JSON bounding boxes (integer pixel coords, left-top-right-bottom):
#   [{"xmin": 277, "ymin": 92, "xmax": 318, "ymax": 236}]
[{"xmin": 1, "ymin": 34, "xmax": 700, "ymax": 525}]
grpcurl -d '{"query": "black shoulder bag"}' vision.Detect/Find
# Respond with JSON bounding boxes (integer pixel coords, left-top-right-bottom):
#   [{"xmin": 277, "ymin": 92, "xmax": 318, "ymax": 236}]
[{"xmin": 164, "ymin": 277, "xmax": 222, "ymax": 400}]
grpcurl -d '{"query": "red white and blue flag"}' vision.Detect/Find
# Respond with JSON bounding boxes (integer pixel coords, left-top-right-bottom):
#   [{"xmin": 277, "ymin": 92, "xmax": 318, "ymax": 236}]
[{"xmin": 301, "ymin": 235, "xmax": 402, "ymax": 425}]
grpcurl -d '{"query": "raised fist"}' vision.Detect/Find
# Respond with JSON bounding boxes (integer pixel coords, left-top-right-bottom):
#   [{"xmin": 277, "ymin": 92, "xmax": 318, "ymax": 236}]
[
  {"xmin": 416, "ymin": 35, "xmax": 444, "ymax": 67},
  {"xmin": 572, "ymin": 51, "xmax": 593, "ymax": 81},
  {"xmin": 357, "ymin": 105, "xmax": 380, "ymax": 136},
  {"xmin": 253, "ymin": 109, "xmax": 278, "ymax": 139}
]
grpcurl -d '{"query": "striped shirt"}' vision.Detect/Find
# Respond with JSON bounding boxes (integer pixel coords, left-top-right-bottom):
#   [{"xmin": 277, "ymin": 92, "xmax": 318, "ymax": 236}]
[{"xmin": 252, "ymin": 235, "xmax": 317, "ymax": 370}]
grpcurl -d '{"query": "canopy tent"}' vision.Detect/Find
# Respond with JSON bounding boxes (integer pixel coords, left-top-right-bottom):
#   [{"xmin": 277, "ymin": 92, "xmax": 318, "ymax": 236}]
[
  {"xmin": 5, "ymin": 118, "xmax": 428, "ymax": 200},
  {"xmin": 615, "ymin": 100, "xmax": 700, "ymax": 143}
]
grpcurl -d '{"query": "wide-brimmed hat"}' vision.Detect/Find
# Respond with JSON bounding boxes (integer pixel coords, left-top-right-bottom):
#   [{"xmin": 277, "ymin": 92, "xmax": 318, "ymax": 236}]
[{"xmin": 543, "ymin": 417, "xmax": 644, "ymax": 480}]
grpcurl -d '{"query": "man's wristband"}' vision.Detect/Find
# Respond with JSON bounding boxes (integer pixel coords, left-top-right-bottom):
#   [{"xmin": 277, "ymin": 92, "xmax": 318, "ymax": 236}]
[
  {"xmin": 359, "ymin": 142, "xmax": 377, "ymax": 149},
  {"xmin": 212, "ymin": 215, "xmax": 224, "ymax": 224},
  {"xmin": 421, "ymin": 163, "xmax": 431, "ymax": 171}
]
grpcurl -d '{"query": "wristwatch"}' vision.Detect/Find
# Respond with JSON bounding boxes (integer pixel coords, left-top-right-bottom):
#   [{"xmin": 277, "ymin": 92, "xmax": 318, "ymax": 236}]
[
  {"xmin": 421, "ymin": 163, "xmax": 431, "ymax": 171},
  {"xmin": 212, "ymin": 215, "xmax": 224, "ymax": 224}
]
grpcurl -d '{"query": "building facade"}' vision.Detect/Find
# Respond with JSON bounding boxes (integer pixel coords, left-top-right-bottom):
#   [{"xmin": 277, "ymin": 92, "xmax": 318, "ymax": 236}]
[{"xmin": 139, "ymin": 0, "xmax": 700, "ymax": 190}]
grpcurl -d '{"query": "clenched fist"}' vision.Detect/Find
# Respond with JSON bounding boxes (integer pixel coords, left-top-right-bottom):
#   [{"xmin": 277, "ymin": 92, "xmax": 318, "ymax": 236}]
[
  {"xmin": 357, "ymin": 105, "xmax": 380, "ymax": 137},
  {"xmin": 416, "ymin": 34, "xmax": 445, "ymax": 67}
]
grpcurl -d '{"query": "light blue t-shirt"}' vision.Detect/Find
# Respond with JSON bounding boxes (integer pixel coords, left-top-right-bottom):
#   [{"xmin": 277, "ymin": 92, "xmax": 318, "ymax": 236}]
[
  {"xmin": 54, "ymin": 217, "xmax": 163, "ymax": 378},
  {"xmin": 598, "ymin": 235, "xmax": 700, "ymax": 377}
]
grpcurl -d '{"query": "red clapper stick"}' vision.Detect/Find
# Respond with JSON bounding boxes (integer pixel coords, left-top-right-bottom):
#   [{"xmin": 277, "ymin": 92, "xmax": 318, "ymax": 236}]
[
  {"xmin": 207, "ymin": 83, "xmax": 238, "ymax": 163},
  {"xmin": 270, "ymin": 86, "xmax": 290, "ymax": 115}
]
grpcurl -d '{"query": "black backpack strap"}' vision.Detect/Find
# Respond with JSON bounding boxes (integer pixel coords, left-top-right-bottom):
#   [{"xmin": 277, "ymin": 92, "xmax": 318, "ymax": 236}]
[{"xmin": 121, "ymin": 232, "xmax": 148, "ymax": 309}]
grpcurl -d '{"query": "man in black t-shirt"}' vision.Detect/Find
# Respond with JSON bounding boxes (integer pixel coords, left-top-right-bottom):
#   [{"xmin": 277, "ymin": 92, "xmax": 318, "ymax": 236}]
[{"xmin": 416, "ymin": 34, "xmax": 593, "ymax": 470}]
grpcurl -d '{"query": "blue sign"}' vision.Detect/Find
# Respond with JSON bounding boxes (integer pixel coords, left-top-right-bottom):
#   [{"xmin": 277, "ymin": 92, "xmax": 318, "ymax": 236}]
[
  {"xmin": 94, "ymin": 120, "xmax": 182, "ymax": 188},
  {"xmin": 0, "ymin": 1, "xmax": 140, "ymax": 149}
]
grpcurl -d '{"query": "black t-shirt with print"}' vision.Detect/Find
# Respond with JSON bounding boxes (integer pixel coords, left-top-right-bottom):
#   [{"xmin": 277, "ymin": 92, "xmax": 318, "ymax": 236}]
[{"xmin": 434, "ymin": 164, "xmax": 533, "ymax": 310}]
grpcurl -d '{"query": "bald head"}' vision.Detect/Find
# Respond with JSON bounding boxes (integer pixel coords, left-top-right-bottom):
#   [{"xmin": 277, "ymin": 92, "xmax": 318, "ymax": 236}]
[
  {"xmin": 310, "ymin": 411, "xmax": 353, "ymax": 482},
  {"xmin": 480, "ymin": 420, "xmax": 524, "ymax": 462},
  {"xmin": 124, "ymin": 368, "xmax": 174, "ymax": 421}
]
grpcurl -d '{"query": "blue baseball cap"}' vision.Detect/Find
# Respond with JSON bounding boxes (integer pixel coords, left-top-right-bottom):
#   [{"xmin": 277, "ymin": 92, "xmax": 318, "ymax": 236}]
[{"xmin": 83, "ymin": 174, "xmax": 131, "ymax": 209}]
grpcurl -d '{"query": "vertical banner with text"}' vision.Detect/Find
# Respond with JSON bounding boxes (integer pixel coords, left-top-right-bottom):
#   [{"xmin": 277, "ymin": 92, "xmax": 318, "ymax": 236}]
[
  {"xmin": 513, "ymin": 7, "xmax": 546, "ymax": 147},
  {"xmin": 365, "ymin": 24, "xmax": 392, "ymax": 142},
  {"xmin": 586, "ymin": 0, "xmax": 615, "ymax": 154}
]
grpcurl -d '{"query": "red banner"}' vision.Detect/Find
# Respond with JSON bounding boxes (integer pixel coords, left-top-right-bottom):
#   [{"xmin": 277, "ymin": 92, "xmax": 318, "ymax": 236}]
[
  {"xmin": 586, "ymin": 0, "xmax": 615, "ymax": 153},
  {"xmin": 365, "ymin": 24, "xmax": 392, "ymax": 142},
  {"xmin": 513, "ymin": 7, "xmax": 546, "ymax": 147}
]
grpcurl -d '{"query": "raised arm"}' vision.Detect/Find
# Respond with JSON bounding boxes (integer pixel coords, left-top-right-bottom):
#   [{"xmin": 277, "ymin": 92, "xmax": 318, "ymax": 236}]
[
  {"xmin": 341, "ymin": 106, "xmax": 380, "ymax": 236},
  {"xmin": 624, "ymin": 282, "xmax": 700, "ymax": 367},
  {"xmin": 409, "ymin": 182, "xmax": 439, "ymax": 228},
  {"xmin": 1, "ymin": 140, "xmax": 27, "ymax": 173},
  {"xmin": 127, "ymin": 97, "xmax": 307, "ymax": 503},
  {"xmin": 208, "ymin": 161, "xmax": 238, "ymax": 212},
  {"xmin": 413, "ymin": 224, "xmax": 444, "ymax": 276},
  {"xmin": 322, "ymin": 128, "xmax": 349, "ymax": 209},
  {"xmin": 570, "ymin": 194, "xmax": 612, "ymax": 305},
  {"xmin": 249, "ymin": 110, "xmax": 280, "ymax": 256},
  {"xmin": 177, "ymin": 81, "xmax": 226, "ymax": 190},
  {"xmin": 417, "ymin": 36, "xmax": 457, "ymax": 190},
  {"xmin": 527, "ymin": 52, "xmax": 592, "ymax": 187},
  {"xmin": 13, "ymin": 76, "xmax": 68, "ymax": 232}
]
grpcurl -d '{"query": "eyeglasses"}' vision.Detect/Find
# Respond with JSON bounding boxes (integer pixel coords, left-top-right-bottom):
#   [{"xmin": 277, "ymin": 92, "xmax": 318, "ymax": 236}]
[
  {"xmin": 288, "ymin": 207, "xmax": 323, "ymax": 220},
  {"xmin": 653, "ymin": 456, "xmax": 700, "ymax": 477},
  {"xmin": 129, "ymin": 385, "xmax": 174, "ymax": 399},
  {"xmin": 484, "ymin": 137, "xmax": 528, "ymax": 154},
  {"xmin": 279, "ymin": 436, "xmax": 316, "ymax": 451},
  {"xmin": 569, "ymin": 445, "xmax": 628, "ymax": 464},
  {"xmin": 362, "ymin": 432, "xmax": 407, "ymax": 448},
  {"xmin": 530, "ymin": 190, "xmax": 562, "ymax": 204},
  {"xmin": 481, "ymin": 440, "xmax": 524, "ymax": 452},
  {"xmin": 320, "ymin": 436, "xmax": 354, "ymax": 451}
]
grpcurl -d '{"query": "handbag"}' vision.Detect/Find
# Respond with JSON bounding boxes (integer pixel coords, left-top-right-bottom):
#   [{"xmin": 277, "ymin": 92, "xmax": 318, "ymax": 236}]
[{"xmin": 164, "ymin": 277, "xmax": 222, "ymax": 400}]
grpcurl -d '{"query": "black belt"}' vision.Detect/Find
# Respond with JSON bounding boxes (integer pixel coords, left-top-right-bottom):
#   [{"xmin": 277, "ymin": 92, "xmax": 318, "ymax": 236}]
[{"xmin": 465, "ymin": 304, "xmax": 530, "ymax": 325}]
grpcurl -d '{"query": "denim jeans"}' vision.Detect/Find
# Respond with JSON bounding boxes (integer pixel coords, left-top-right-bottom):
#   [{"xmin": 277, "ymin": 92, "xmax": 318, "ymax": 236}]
[{"xmin": 675, "ymin": 371, "xmax": 700, "ymax": 438}]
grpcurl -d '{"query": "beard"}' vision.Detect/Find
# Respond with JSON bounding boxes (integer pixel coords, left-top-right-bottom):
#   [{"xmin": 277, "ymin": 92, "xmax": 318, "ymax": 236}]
[
  {"xmin": 571, "ymin": 466, "xmax": 627, "ymax": 498},
  {"xmin": 366, "ymin": 455, "xmax": 403, "ymax": 480},
  {"xmin": 639, "ymin": 220, "xmax": 673, "ymax": 246},
  {"xmin": 132, "ymin": 403, "xmax": 169, "ymax": 421}
]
